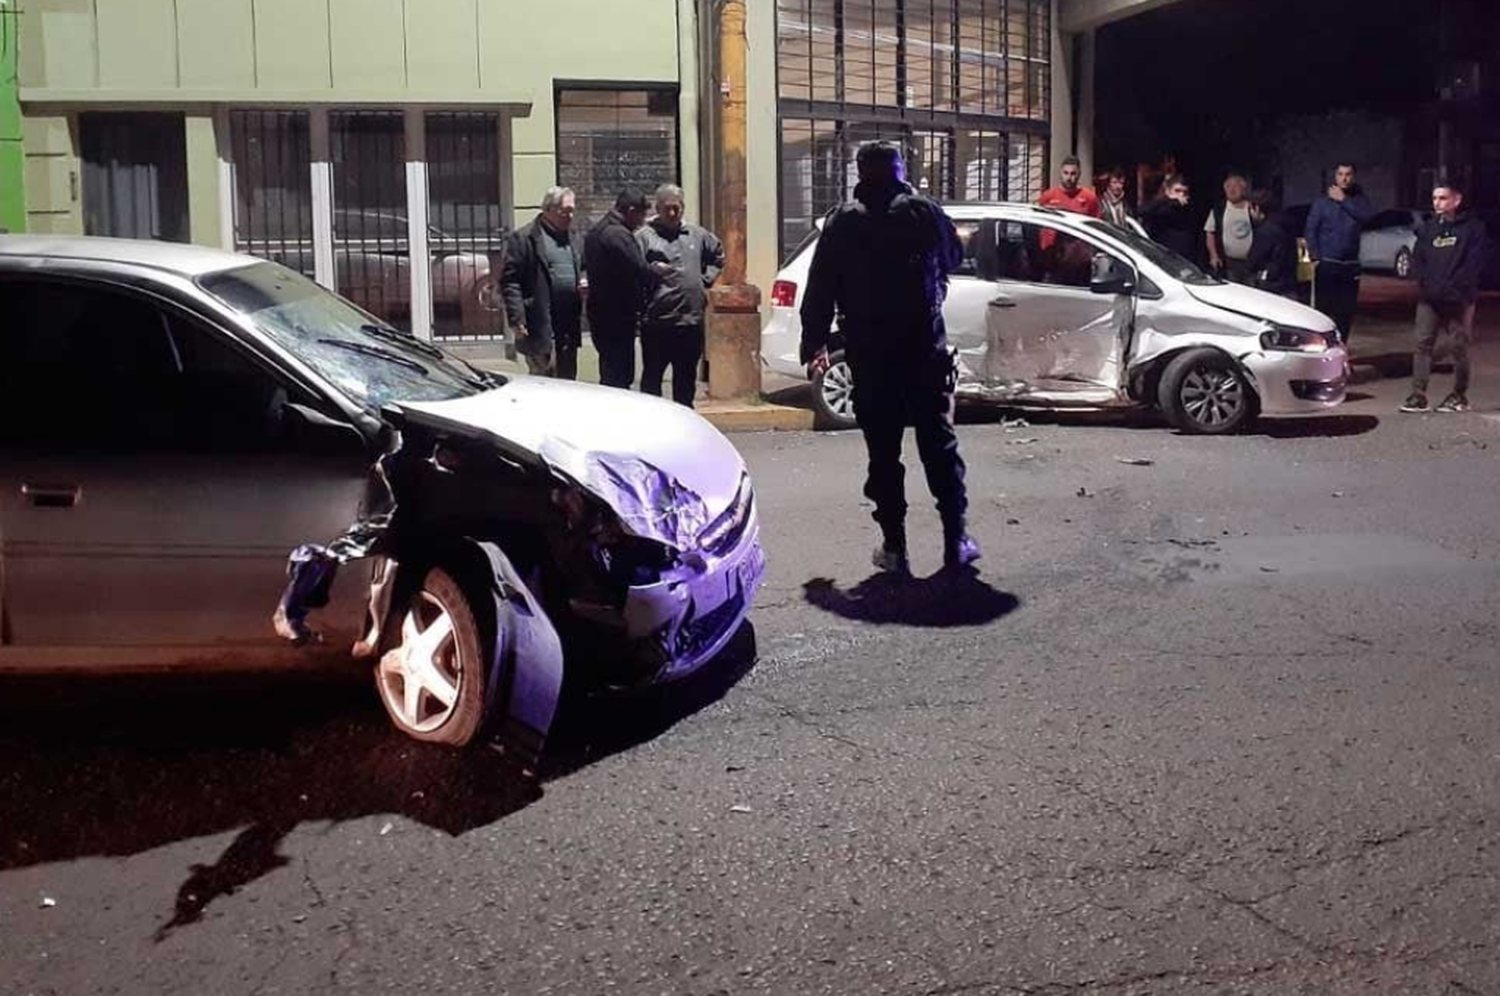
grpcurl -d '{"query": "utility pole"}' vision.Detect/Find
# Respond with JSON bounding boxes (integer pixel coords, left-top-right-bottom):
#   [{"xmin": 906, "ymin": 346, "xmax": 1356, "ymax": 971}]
[{"xmin": 705, "ymin": 0, "xmax": 763, "ymax": 403}]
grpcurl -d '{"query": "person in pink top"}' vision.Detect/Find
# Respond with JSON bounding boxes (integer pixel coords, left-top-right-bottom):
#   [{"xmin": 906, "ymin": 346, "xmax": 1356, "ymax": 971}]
[{"xmin": 1037, "ymin": 156, "xmax": 1101, "ymax": 217}]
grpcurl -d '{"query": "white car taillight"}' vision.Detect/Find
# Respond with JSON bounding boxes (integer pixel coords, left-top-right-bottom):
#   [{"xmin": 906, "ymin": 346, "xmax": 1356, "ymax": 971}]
[{"xmin": 770, "ymin": 279, "xmax": 798, "ymax": 308}]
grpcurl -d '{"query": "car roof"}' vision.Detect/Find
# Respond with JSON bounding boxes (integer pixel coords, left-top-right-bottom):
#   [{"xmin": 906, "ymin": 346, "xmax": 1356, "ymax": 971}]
[{"xmin": 0, "ymin": 235, "xmax": 255, "ymax": 278}]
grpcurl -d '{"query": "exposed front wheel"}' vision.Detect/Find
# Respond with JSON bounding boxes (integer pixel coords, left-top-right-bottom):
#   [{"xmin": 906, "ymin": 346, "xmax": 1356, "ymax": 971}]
[
  {"xmin": 811, "ymin": 350, "xmax": 859, "ymax": 430},
  {"xmin": 376, "ymin": 567, "xmax": 490, "ymax": 746},
  {"xmin": 1157, "ymin": 348, "xmax": 1258, "ymax": 435}
]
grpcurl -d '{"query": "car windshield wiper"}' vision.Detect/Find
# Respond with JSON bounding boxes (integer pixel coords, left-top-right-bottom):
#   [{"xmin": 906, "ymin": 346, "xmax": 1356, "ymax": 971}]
[
  {"xmin": 359, "ymin": 323, "xmax": 444, "ymax": 360},
  {"xmin": 317, "ymin": 337, "xmax": 429, "ymax": 375}
]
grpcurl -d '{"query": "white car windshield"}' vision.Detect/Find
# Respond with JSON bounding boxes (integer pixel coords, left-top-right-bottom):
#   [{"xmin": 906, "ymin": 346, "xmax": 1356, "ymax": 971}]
[
  {"xmin": 1083, "ymin": 220, "xmax": 1221, "ymax": 286},
  {"xmin": 199, "ymin": 263, "xmax": 501, "ymax": 411}
]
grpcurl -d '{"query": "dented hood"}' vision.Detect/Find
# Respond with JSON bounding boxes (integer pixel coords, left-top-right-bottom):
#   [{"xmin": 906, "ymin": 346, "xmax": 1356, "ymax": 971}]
[
  {"xmin": 1184, "ymin": 282, "xmax": 1337, "ymax": 332},
  {"xmin": 397, "ymin": 377, "xmax": 747, "ymax": 545}
]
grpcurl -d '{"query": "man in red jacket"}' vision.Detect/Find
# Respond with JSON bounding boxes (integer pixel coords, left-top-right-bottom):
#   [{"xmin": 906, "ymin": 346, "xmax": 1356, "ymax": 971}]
[{"xmin": 1038, "ymin": 156, "xmax": 1101, "ymax": 217}]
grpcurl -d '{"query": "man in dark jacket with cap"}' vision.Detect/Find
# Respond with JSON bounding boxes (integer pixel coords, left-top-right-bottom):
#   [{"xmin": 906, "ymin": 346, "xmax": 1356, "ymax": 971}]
[
  {"xmin": 584, "ymin": 187, "xmax": 669, "ymax": 389},
  {"xmin": 800, "ymin": 141, "xmax": 978, "ymax": 573},
  {"xmin": 1401, "ymin": 182, "xmax": 1491, "ymax": 414},
  {"xmin": 636, "ymin": 184, "xmax": 725, "ymax": 407},
  {"xmin": 1140, "ymin": 174, "xmax": 1200, "ymax": 262},
  {"xmin": 500, "ymin": 186, "xmax": 586, "ymax": 379}
]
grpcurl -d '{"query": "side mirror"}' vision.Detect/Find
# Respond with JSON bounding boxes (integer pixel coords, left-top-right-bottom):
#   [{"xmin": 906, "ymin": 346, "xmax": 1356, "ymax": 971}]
[
  {"xmin": 1089, "ymin": 253, "xmax": 1136, "ymax": 295},
  {"xmin": 281, "ymin": 401, "xmax": 369, "ymax": 454}
]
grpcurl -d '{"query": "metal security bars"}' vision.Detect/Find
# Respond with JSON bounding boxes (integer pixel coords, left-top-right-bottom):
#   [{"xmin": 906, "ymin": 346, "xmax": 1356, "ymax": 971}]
[
  {"xmin": 330, "ymin": 111, "xmax": 410, "ymax": 331},
  {"xmin": 426, "ymin": 111, "xmax": 506, "ymax": 341},
  {"xmin": 229, "ymin": 110, "xmax": 314, "ymax": 275},
  {"xmin": 556, "ymin": 88, "xmax": 680, "ymax": 228},
  {"xmin": 776, "ymin": 0, "xmax": 1052, "ymax": 256}
]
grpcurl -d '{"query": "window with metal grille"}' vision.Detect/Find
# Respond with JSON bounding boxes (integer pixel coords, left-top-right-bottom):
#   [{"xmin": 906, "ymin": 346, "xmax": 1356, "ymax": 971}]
[
  {"xmin": 556, "ymin": 88, "xmax": 679, "ymax": 229},
  {"xmin": 776, "ymin": 0, "xmax": 1051, "ymax": 256},
  {"xmin": 426, "ymin": 111, "xmax": 507, "ymax": 341},
  {"xmin": 229, "ymin": 110, "xmax": 314, "ymax": 275}
]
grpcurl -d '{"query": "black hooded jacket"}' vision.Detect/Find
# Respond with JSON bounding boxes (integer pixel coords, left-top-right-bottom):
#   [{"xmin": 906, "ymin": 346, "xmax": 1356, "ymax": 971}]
[
  {"xmin": 799, "ymin": 181, "xmax": 963, "ymax": 366},
  {"xmin": 1413, "ymin": 210, "xmax": 1491, "ymax": 307}
]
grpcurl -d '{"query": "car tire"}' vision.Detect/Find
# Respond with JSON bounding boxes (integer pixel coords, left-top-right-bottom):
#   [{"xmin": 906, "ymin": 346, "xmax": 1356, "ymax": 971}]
[
  {"xmin": 375, "ymin": 566, "xmax": 490, "ymax": 746},
  {"xmin": 811, "ymin": 350, "xmax": 859, "ymax": 430},
  {"xmin": 1157, "ymin": 348, "xmax": 1258, "ymax": 435},
  {"xmin": 1394, "ymin": 247, "xmax": 1413, "ymax": 280}
]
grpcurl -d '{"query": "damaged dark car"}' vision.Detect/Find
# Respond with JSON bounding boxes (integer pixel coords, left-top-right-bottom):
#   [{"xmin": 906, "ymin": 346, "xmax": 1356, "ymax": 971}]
[{"xmin": 0, "ymin": 237, "xmax": 765, "ymax": 759}]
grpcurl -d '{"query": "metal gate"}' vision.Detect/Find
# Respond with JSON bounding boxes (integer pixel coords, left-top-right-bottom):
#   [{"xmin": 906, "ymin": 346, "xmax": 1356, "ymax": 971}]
[
  {"xmin": 228, "ymin": 109, "xmax": 314, "ymax": 275},
  {"xmin": 330, "ymin": 110, "xmax": 410, "ymax": 331},
  {"xmin": 426, "ymin": 111, "xmax": 507, "ymax": 341}
]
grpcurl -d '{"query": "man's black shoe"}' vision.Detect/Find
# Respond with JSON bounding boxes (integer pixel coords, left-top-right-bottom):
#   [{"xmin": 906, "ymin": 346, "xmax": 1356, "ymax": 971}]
[{"xmin": 943, "ymin": 534, "xmax": 982, "ymax": 568}]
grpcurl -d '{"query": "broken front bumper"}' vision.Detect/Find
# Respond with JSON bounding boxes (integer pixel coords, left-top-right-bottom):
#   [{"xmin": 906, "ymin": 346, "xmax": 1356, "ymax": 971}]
[
  {"xmin": 1244, "ymin": 347, "xmax": 1350, "ymax": 414},
  {"xmin": 619, "ymin": 502, "xmax": 766, "ymax": 683}
]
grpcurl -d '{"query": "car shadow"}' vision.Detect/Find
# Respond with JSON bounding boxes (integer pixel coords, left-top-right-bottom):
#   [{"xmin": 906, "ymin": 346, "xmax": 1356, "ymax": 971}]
[
  {"xmin": 0, "ymin": 622, "xmax": 758, "ymax": 940},
  {"xmin": 1247, "ymin": 414, "xmax": 1381, "ymax": 438},
  {"xmin": 803, "ymin": 567, "xmax": 1020, "ymax": 627}
]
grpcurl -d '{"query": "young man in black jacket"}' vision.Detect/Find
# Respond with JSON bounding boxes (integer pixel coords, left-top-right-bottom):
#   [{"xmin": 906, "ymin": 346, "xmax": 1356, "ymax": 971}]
[
  {"xmin": 1401, "ymin": 182, "xmax": 1492, "ymax": 413},
  {"xmin": 583, "ymin": 187, "xmax": 670, "ymax": 389},
  {"xmin": 500, "ymin": 186, "xmax": 586, "ymax": 379},
  {"xmin": 1140, "ymin": 175, "xmax": 1200, "ymax": 262},
  {"xmin": 1244, "ymin": 190, "xmax": 1298, "ymax": 299}
]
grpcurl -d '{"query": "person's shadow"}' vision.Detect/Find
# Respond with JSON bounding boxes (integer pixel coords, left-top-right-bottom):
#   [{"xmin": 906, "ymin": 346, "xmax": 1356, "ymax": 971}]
[
  {"xmin": 0, "ymin": 623, "xmax": 758, "ymax": 942},
  {"xmin": 803, "ymin": 567, "xmax": 1020, "ymax": 627}
]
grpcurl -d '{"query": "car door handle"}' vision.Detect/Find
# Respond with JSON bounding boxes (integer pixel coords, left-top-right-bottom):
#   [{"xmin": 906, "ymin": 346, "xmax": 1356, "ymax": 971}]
[
  {"xmin": 21, "ymin": 484, "xmax": 82, "ymax": 509},
  {"xmin": 988, "ymin": 297, "xmax": 1018, "ymax": 309}
]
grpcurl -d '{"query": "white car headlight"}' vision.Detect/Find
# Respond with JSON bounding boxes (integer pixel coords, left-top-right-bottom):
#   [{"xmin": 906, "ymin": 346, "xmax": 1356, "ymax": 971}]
[{"xmin": 1261, "ymin": 327, "xmax": 1333, "ymax": 353}]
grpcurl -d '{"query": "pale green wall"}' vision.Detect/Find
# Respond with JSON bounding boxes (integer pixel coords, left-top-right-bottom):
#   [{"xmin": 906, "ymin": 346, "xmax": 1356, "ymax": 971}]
[
  {"xmin": 2, "ymin": 0, "xmax": 23, "ymax": 231},
  {"xmin": 18, "ymin": 0, "xmax": 691, "ymax": 243}
]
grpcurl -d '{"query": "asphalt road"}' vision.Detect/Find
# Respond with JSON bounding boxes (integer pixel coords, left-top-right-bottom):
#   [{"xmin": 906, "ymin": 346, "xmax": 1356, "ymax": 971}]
[{"xmin": 4, "ymin": 325, "xmax": 1500, "ymax": 995}]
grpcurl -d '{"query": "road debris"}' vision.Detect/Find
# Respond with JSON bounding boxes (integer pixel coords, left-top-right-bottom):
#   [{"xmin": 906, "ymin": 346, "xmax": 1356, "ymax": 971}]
[
  {"xmin": 40, "ymin": 896, "xmax": 56, "ymax": 909},
  {"xmin": 379, "ymin": 822, "xmax": 394, "ymax": 836},
  {"xmin": 1077, "ymin": 487, "xmax": 1094, "ymax": 498},
  {"xmin": 729, "ymin": 804, "xmax": 753, "ymax": 814},
  {"xmin": 1116, "ymin": 457, "xmax": 1155, "ymax": 466}
]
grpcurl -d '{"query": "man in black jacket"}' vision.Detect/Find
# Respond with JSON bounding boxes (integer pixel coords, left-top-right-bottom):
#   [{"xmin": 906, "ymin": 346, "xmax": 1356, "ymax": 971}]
[
  {"xmin": 1140, "ymin": 175, "xmax": 1200, "ymax": 262},
  {"xmin": 583, "ymin": 187, "xmax": 668, "ymax": 389},
  {"xmin": 1401, "ymin": 182, "xmax": 1492, "ymax": 413},
  {"xmin": 636, "ymin": 184, "xmax": 725, "ymax": 407},
  {"xmin": 500, "ymin": 186, "xmax": 586, "ymax": 378},
  {"xmin": 800, "ymin": 141, "xmax": 978, "ymax": 573},
  {"xmin": 1244, "ymin": 190, "xmax": 1298, "ymax": 299}
]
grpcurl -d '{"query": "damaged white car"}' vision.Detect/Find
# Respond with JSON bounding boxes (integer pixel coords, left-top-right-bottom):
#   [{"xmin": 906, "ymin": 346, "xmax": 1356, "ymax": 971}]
[
  {"xmin": 0, "ymin": 237, "xmax": 765, "ymax": 760},
  {"xmin": 763, "ymin": 203, "xmax": 1349, "ymax": 434}
]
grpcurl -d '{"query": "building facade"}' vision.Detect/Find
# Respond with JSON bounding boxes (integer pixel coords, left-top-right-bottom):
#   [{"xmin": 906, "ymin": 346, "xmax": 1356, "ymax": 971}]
[{"xmin": 6, "ymin": 1, "xmax": 1127, "ymax": 345}]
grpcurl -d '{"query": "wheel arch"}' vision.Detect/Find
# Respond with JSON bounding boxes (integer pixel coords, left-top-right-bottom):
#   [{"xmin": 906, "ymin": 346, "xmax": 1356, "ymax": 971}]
[{"xmin": 1129, "ymin": 343, "xmax": 1261, "ymax": 408}]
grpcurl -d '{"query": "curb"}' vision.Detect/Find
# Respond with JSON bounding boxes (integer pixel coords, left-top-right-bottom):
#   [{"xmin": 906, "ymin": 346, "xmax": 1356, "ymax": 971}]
[{"xmin": 696, "ymin": 403, "xmax": 817, "ymax": 433}]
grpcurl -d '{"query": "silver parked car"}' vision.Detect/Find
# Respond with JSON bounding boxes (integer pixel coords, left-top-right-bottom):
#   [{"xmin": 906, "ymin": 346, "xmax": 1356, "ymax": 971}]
[
  {"xmin": 763, "ymin": 203, "xmax": 1349, "ymax": 434},
  {"xmin": 1359, "ymin": 209, "xmax": 1424, "ymax": 279},
  {"xmin": 0, "ymin": 236, "xmax": 764, "ymax": 756}
]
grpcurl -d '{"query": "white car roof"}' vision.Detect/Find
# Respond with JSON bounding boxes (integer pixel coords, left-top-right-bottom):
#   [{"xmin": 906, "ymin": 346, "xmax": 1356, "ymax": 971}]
[{"xmin": 0, "ymin": 235, "xmax": 254, "ymax": 278}]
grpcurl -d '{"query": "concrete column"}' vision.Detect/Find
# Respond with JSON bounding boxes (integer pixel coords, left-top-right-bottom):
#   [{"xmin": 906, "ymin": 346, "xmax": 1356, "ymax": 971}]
[
  {"xmin": 706, "ymin": 0, "xmax": 763, "ymax": 404},
  {"xmin": 185, "ymin": 112, "xmax": 222, "ymax": 248},
  {"xmin": 1048, "ymin": 24, "xmax": 1096, "ymax": 181},
  {"xmin": 1077, "ymin": 29, "xmax": 1096, "ymax": 179},
  {"xmin": 1049, "ymin": 0, "xmax": 1075, "ymax": 181}
]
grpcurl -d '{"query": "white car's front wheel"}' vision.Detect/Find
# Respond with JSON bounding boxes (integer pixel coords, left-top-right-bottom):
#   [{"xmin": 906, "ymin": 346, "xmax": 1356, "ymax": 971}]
[
  {"xmin": 1158, "ymin": 348, "xmax": 1259, "ymax": 435},
  {"xmin": 811, "ymin": 350, "xmax": 859, "ymax": 430},
  {"xmin": 376, "ymin": 567, "xmax": 490, "ymax": 746}
]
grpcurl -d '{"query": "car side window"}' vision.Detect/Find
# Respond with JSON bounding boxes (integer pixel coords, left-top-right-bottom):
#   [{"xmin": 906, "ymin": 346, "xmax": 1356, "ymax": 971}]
[
  {"xmin": 0, "ymin": 278, "xmax": 299, "ymax": 452},
  {"xmin": 972, "ymin": 221, "xmax": 1106, "ymax": 289}
]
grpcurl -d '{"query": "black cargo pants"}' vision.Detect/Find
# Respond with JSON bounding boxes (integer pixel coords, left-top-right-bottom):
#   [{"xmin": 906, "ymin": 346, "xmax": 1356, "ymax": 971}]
[{"xmin": 851, "ymin": 347, "xmax": 968, "ymax": 539}]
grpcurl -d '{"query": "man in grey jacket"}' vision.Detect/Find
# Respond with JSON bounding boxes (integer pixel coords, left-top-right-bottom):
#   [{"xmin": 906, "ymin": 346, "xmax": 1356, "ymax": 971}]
[
  {"xmin": 500, "ymin": 186, "xmax": 586, "ymax": 378},
  {"xmin": 635, "ymin": 185, "xmax": 725, "ymax": 407}
]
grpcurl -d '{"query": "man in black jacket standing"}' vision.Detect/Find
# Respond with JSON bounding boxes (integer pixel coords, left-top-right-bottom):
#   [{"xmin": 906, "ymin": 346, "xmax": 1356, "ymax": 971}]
[
  {"xmin": 500, "ymin": 186, "xmax": 586, "ymax": 378},
  {"xmin": 1140, "ymin": 175, "xmax": 1200, "ymax": 262},
  {"xmin": 1244, "ymin": 190, "xmax": 1298, "ymax": 299},
  {"xmin": 1401, "ymin": 182, "xmax": 1491, "ymax": 413},
  {"xmin": 800, "ymin": 141, "xmax": 978, "ymax": 573},
  {"xmin": 636, "ymin": 184, "xmax": 725, "ymax": 407},
  {"xmin": 584, "ymin": 187, "xmax": 668, "ymax": 389}
]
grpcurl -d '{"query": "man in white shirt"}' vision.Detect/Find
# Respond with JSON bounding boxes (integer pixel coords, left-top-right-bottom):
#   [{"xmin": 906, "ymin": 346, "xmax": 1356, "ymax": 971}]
[{"xmin": 1204, "ymin": 173, "xmax": 1255, "ymax": 283}]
